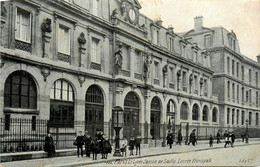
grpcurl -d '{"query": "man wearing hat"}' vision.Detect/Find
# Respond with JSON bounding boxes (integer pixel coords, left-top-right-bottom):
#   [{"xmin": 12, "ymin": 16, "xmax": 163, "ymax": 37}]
[{"xmin": 76, "ymin": 131, "xmax": 84, "ymax": 157}]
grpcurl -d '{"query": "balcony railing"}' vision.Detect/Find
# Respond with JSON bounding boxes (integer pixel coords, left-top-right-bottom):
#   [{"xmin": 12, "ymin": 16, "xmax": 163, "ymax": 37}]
[
  {"xmin": 90, "ymin": 62, "xmax": 101, "ymax": 71},
  {"xmin": 121, "ymin": 69, "xmax": 130, "ymax": 77},
  {"xmin": 134, "ymin": 73, "xmax": 142, "ymax": 80},
  {"xmin": 182, "ymin": 86, "xmax": 187, "ymax": 92},
  {"xmin": 154, "ymin": 79, "xmax": 160, "ymax": 85},
  {"xmin": 15, "ymin": 40, "xmax": 31, "ymax": 53},
  {"xmin": 57, "ymin": 53, "xmax": 70, "ymax": 63}
]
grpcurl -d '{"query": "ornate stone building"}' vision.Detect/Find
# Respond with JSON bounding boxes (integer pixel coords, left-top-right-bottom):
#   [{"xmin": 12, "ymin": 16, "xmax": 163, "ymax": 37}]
[
  {"xmin": 0, "ymin": 0, "xmax": 219, "ymax": 145},
  {"xmin": 181, "ymin": 16, "xmax": 260, "ymax": 128}
]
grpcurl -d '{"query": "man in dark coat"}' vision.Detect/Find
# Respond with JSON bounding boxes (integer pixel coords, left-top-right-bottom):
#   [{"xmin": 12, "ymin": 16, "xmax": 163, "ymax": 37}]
[
  {"xmin": 223, "ymin": 130, "xmax": 230, "ymax": 148},
  {"xmin": 135, "ymin": 135, "xmax": 141, "ymax": 155},
  {"xmin": 216, "ymin": 130, "xmax": 221, "ymax": 144},
  {"xmin": 76, "ymin": 131, "xmax": 84, "ymax": 157},
  {"xmin": 44, "ymin": 132, "xmax": 55, "ymax": 158},
  {"xmin": 230, "ymin": 132, "xmax": 236, "ymax": 147},
  {"xmin": 188, "ymin": 129, "xmax": 196, "ymax": 146},
  {"xmin": 90, "ymin": 137, "xmax": 99, "ymax": 160},
  {"xmin": 176, "ymin": 130, "xmax": 182, "ymax": 146},
  {"xmin": 83, "ymin": 131, "xmax": 92, "ymax": 158},
  {"xmin": 209, "ymin": 134, "xmax": 214, "ymax": 147},
  {"xmin": 129, "ymin": 136, "xmax": 135, "ymax": 156},
  {"xmin": 102, "ymin": 137, "xmax": 112, "ymax": 159},
  {"xmin": 166, "ymin": 132, "xmax": 173, "ymax": 149}
]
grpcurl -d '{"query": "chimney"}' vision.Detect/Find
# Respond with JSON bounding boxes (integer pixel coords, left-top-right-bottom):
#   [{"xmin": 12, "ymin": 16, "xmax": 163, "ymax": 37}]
[
  {"xmin": 257, "ymin": 55, "xmax": 260, "ymax": 63},
  {"xmin": 194, "ymin": 16, "xmax": 203, "ymax": 31}
]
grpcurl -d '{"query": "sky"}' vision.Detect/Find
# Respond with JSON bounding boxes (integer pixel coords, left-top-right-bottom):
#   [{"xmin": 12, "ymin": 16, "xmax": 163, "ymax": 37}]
[{"xmin": 138, "ymin": 0, "xmax": 260, "ymax": 61}]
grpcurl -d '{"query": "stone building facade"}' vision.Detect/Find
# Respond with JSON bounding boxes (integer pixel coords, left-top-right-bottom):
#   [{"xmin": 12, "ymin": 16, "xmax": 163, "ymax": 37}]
[
  {"xmin": 0, "ymin": 0, "xmax": 219, "ymax": 144},
  {"xmin": 182, "ymin": 16, "xmax": 260, "ymax": 128}
]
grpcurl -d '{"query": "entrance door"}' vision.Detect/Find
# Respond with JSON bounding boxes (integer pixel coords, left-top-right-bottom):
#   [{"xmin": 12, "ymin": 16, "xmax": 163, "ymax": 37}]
[{"xmin": 85, "ymin": 85, "xmax": 104, "ymax": 138}]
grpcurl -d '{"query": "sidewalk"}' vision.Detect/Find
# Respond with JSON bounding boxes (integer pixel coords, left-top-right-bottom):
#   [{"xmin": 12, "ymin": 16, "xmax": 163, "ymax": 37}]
[{"xmin": 1, "ymin": 139, "xmax": 260, "ymax": 167}]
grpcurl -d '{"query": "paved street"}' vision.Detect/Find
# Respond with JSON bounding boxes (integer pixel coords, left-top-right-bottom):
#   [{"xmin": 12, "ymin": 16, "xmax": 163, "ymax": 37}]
[{"xmin": 1, "ymin": 140, "xmax": 260, "ymax": 167}]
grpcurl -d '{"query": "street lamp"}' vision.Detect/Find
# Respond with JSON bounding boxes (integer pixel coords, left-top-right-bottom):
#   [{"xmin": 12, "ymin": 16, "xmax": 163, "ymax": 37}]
[
  {"xmin": 245, "ymin": 119, "xmax": 249, "ymax": 143},
  {"xmin": 112, "ymin": 106, "xmax": 124, "ymax": 157}
]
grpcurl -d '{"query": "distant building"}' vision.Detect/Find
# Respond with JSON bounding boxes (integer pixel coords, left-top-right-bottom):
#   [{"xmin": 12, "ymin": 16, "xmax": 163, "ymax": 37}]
[{"xmin": 182, "ymin": 16, "xmax": 260, "ymax": 128}]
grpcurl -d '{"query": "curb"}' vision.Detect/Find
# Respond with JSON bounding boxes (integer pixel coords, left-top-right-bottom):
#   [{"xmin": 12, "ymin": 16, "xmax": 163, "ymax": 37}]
[{"xmin": 55, "ymin": 142, "xmax": 260, "ymax": 167}]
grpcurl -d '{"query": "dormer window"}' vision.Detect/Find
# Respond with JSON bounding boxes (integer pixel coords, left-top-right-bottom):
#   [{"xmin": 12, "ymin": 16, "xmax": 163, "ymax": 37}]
[
  {"xmin": 168, "ymin": 37, "xmax": 174, "ymax": 52},
  {"xmin": 153, "ymin": 28, "xmax": 159, "ymax": 45},
  {"xmin": 204, "ymin": 34, "xmax": 211, "ymax": 47},
  {"xmin": 229, "ymin": 37, "xmax": 236, "ymax": 51}
]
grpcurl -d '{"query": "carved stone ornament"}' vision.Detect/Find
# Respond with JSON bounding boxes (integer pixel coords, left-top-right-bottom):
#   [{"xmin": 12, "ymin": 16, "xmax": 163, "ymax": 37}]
[
  {"xmin": 115, "ymin": 43, "xmax": 123, "ymax": 69},
  {"xmin": 1, "ymin": 2, "xmax": 7, "ymax": 18},
  {"xmin": 143, "ymin": 54, "xmax": 152, "ymax": 79},
  {"xmin": 41, "ymin": 68, "xmax": 50, "ymax": 81},
  {"xmin": 177, "ymin": 95, "xmax": 181, "ymax": 103},
  {"xmin": 200, "ymin": 78, "xmax": 204, "ymax": 85},
  {"xmin": 189, "ymin": 74, "xmax": 194, "ymax": 82},
  {"xmin": 41, "ymin": 18, "xmax": 52, "ymax": 33},
  {"xmin": 162, "ymin": 64, "xmax": 168, "ymax": 76},
  {"xmin": 177, "ymin": 69, "xmax": 182, "ymax": 77},
  {"xmin": 78, "ymin": 32, "xmax": 86, "ymax": 46},
  {"xmin": 78, "ymin": 75, "xmax": 85, "ymax": 87}
]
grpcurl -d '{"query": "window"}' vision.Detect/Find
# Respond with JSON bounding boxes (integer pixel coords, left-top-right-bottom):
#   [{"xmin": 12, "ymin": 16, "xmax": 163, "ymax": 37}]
[
  {"xmin": 204, "ymin": 34, "xmax": 211, "ymax": 47},
  {"xmin": 230, "ymin": 38, "xmax": 236, "ymax": 50},
  {"xmin": 227, "ymin": 81, "xmax": 230, "ymax": 99},
  {"xmin": 4, "ymin": 71, "xmax": 37, "ymax": 109},
  {"xmin": 180, "ymin": 102, "xmax": 188, "ymax": 120},
  {"xmin": 204, "ymin": 79, "xmax": 208, "ymax": 96},
  {"xmin": 169, "ymin": 67, "xmax": 174, "ymax": 83},
  {"xmin": 237, "ymin": 85, "xmax": 239, "ymax": 102},
  {"xmin": 182, "ymin": 45, "xmax": 186, "ymax": 57},
  {"xmin": 192, "ymin": 104, "xmax": 199, "ymax": 121},
  {"xmin": 241, "ymin": 66, "xmax": 244, "ymax": 80},
  {"xmin": 256, "ymin": 72, "xmax": 258, "ymax": 86},
  {"xmin": 194, "ymin": 75, "xmax": 198, "ymax": 93},
  {"xmin": 249, "ymin": 89, "xmax": 252, "ymax": 104},
  {"xmin": 249, "ymin": 69, "xmax": 252, "ymax": 83},
  {"xmin": 92, "ymin": 0, "xmax": 99, "ymax": 16},
  {"xmin": 150, "ymin": 97, "xmax": 161, "ymax": 139},
  {"xmin": 153, "ymin": 29, "xmax": 159, "ymax": 45},
  {"xmin": 154, "ymin": 61, "xmax": 159, "ymax": 79},
  {"xmin": 232, "ymin": 109, "xmax": 235, "ymax": 124},
  {"xmin": 122, "ymin": 45, "xmax": 130, "ymax": 70},
  {"xmin": 249, "ymin": 112, "xmax": 252, "ymax": 125},
  {"xmin": 242, "ymin": 87, "xmax": 244, "ymax": 103},
  {"xmin": 237, "ymin": 110, "xmax": 239, "ymax": 125},
  {"xmin": 237, "ymin": 62, "xmax": 239, "ymax": 77},
  {"xmin": 169, "ymin": 38, "xmax": 174, "ymax": 52},
  {"xmin": 167, "ymin": 100, "xmax": 176, "ymax": 127},
  {"xmin": 232, "ymin": 60, "xmax": 235, "ymax": 75},
  {"xmin": 202, "ymin": 106, "xmax": 208, "ymax": 121},
  {"xmin": 91, "ymin": 38, "xmax": 100, "ymax": 63},
  {"xmin": 194, "ymin": 51, "xmax": 198, "ymax": 63},
  {"xmin": 182, "ymin": 71, "xmax": 187, "ymax": 92},
  {"xmin": 256, "ymin": 91, "xmax": 259, "ymax": 107},
  {"xmin": 212, "ymin": 108, "xmax": 217, "ymax": 122},
  {"xmin": 50, "ymin": 79, "xmax": 74, "ymax": 127},
  {"xmin": 227, "ymin": 57, "xmax": 230, "ymax": 74},
  {"xmin": 227, "ymin": 108, "xmax": 230, "ymax": 124},
  {"xmin": 58, "ymin": 24, "xmax": 70, "ymax": 55},
  {"xmin": 256, "ymin": 113, "xmax": 259, "ymax": 125},
  {"xmin": 241, "ymin": 111, "xmax": 245, "ymax": 125},
  {"xmin": 135, "ymin": 50, "xmax": 142, "ymax": 74},
  {"xmin": 15, "ymin": 8, "xmax": 31, "ymax": 43},
  {"xmin": 232, "ymin": 83, "xmax": 235, "ymax": 100}
]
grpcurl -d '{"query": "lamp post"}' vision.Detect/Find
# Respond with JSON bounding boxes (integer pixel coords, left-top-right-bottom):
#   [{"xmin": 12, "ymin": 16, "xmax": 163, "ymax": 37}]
[
  {"xmin": 245, "ymin": 119, "xmax": 249, "ymax": 143},
  {"xmin": 112, "ymin": 106, "xmax": 124, "ymax": 157}
]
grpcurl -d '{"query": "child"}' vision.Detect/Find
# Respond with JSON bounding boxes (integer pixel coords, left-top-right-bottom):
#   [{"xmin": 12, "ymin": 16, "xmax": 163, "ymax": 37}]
[
  {"xmin": 209, "ymin": 134, "xmax": 214, "ymax": 147},
  {"xmin": 121, "ymin": 137, "xmax": 128, "ymax": 157}
]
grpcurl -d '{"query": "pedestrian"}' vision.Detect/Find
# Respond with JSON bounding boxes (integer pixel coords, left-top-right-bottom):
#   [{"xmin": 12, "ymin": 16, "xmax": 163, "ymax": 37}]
[
  {"xmin": 230, "ymin": 132, "xmax": 236, "ymax": 147},
  {"xmin": 135, "ymin": 135, "xmax": 141, "ymax": 155},
  {"xmin": 241, "ymin": 133, "xmax": 245, "ymax": 142},
  {"xmin": 102, "ymin": 137, "xmax": 112, "ymax": 159},
  {"xmin": 166, "ymin": 131, "xmax": 173, "ymax": 149},
  {"xmin": 129, "ymin": 136, "xmax": 135, "ymax": 156},
  {"xmin": 83, "ymin": 131, "xmax": 92, "ymax": 158},
  {"xmin": 209, "ymin": 134, "xmax": 214, "ymax": 147},
  {"xmin": 176, "ymin": 130, "xmax": 182, "ymax": 146},
  {"xmin": 101, "ymin": 134, "xmax": 106, "ymax": 159},
  {"xmin": 223, "ymin": 130, "xmax": 230, "ymax": 148},
  {"xmin": 216, "ymin": 130, "xmax": 221, "ymax": 144},
  {"xmin": 76, "ymin": 131, "xmax": 84, "ymax": 157},
  {"xmin": 121, "ymin": 137, "xmax": 128, "ymax": 157},
  {"xmin": 44, "ymin": 132, "xmax": 55, "ymax": 158},
  {"xmin": 90, "ymin": 137, "xmax": 99, "ymax": 160},
  {"xmin": 188, "ymin": 129, "xmax": 196, "ymax": 146}
]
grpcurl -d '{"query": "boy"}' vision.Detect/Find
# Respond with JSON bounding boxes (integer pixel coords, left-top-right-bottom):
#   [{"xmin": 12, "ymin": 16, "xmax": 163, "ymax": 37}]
[{"xmin": 209, "ymin": 134, "xmax": 214, "ymax": 147}]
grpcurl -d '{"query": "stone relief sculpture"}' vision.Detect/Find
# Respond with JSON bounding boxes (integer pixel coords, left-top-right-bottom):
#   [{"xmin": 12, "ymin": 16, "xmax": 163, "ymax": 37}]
[
  {"xmin": 115, "ymin": 43, "xmax": 123, "ymax": 69},
  {"xmin": 41, "ymin": 18, "xmax": 52, "ymax": 58},
  {"xmin": 143, "ymin": 54, "xmax": 152, "ymax": 79},
  {"xmin": 120, "ymin": 2, "xmax": 128, "ymax": 21},
  {"xmin": 78, "ymin": 32, "xmax": 87, "ymax": 67},
  {"xmin": 162, "ymin": 64, "xmax": 168, "ymax": 88},
  {"xmin": 1, "ymin": 2, "xmax": 7, "ymax": 18},
  {"xmin": 78, "ymin": 32, "xmax": 86, "ymax": 46}
]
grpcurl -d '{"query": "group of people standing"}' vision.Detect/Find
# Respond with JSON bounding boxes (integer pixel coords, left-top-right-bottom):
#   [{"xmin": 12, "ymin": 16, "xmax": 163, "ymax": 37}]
[
  {"xmin": 121, "ymin": 136, "xmax": 141, "ymax": 156},
  {"xmin": 75, "ymin": 129, "xmax": 112, "ymax": 160}
]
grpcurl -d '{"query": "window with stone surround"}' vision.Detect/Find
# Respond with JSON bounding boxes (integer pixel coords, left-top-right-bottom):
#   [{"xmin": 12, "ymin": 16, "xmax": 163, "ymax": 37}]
[
  {"xmin": 256, "ymin": 72, "xmax": 258, "ymax": 86},
  {"xmin": 232, "ymin": 109, "xmax": 235, "ymax": 124},
  {"xmin": 204, "ymin": 79, "xmax": 208, "ymax": 96},
  {"xmin": 134, "ymin": 50, "xmax": 142, "ymax": 74},
  {"xmin": 256, "ymin": 91, "xmax": 259, "ymax": 107},
  {"xmin": 249, "ymin": 69, "xmax": 252, "ymax": 83},
  {"xmin": 227, "ymin": 108, "xmax": 230, "ymax": 124},
  {"xmin": 168, "ymin": 37, "xmax": 174, "ymax": 52},
  {"xmin": 212, "ymin": 108, "xmax": 217, "ymax": 123},
  {"xmin": 237, "ymin": 62, "xmax": 239, "ymax": 77},
  {"xmin": 227, "ymin": 57, "xmax": 230, "ymax": 74},
  {"xmin": 237, "ymin": 85, "xmax": 239, "ymax": 103},
  {"xmin": 204, "ymin": 34, "xmax": 211, "ymax": 47},
  {"xmin": 180, "ymin": 102, "xmax": 188, "ymax": 120},
  {"xmin": 242, "ymin": 87, "xmax": 244, "ymax": 103},
  {"xmin": 237, "ymin": 110, "xmax": 239, "ymax": 125},
  {"xmin": 227, "ymin": 81, "xmax": 230, "ymax": 99},
  {"xmin": 256, "ymin": 113, "xmax": 259, "ymax": 125},
  {"xmin": 192, "ymin": 104, "xmax": 199, "ymax": 121},
  {"xmin": 91, "ymin": 38, "xmax": 101, "ymax": 64},
  {"xmin": 241, "ymin": 111, "xmax": 245, "ymax": 125},
  {"xmin": 154, "ymin": 61, "xmax": 159, "ymax": 79},
  {"xmin": 202, "ymin": 105, "xmax": 208, "ymax": 121},
  {"xmin": 182, "ymin": 71, "xmax": 187, "ymax": 92},
  {"xmin": 249, "ymin": 112, "xmax": 252, "ymax": 125},
  {"xmin": 232, "ymin": 83, "xmax": 235, "ymax": 101},
  {"xmin": 232, "ymin": 60, "xmax": 235, "ymax": 76},
  {"xmin": 241, "ymin": 66, "xmax": 244, "ymax": 80},
  {"xmin": 58, "ymin": 24, "xmax": 70, "ymax": 55}
]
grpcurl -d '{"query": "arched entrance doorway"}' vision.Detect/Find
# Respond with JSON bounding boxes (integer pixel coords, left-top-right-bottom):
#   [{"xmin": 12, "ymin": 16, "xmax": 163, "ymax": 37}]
[
  {"xmin": 123, "ymin": 92, "xmax": 139, "ymax": 139},
  {"xmin": 85, "ymin": 85, "xmax": 104, "ymax": 138},
  {"xmin": 150, "ymin": 96, "xmax": 161, "ymax": 139},
  {"xmin": 167, "ymin": 99, "xmax": 176, "ymax": 131}
]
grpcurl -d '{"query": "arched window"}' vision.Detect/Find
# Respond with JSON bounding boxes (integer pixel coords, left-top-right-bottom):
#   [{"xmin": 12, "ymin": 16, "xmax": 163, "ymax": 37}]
[
  {"xmin": 50, "ymin": 79, "xmax": 74, "ymax": 127},
  {"xmin": 151, "ymin": 96, "xmax": 161, "ymax": 139},
  {"xmin": 180, "ymin": 102, "xmax": 188, "ymax": 120},
  {"xmin": 124, "ymin": 92, "xmax": 140, "ymax": 138},
  {"xmin": 212, "ymin": 108, "xmax": 218, "ymax": 122},
  {"xmin": 4, "ymin": 71, "xmax": 37, "ymax": 109},
  {"xmin": 85, "ymin": 85, "xmax": 104, "ymax": 137},
  {"xmin": 192, "ymin": 104, "xmax": 199, "ymax": 121},
  {"xmin": 202, "ymin": 105, "xmax": 209, "ymax": 121},
  {"xmin": 167, "ymin": 99, "xmax": 176, "ymax": 130}
]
